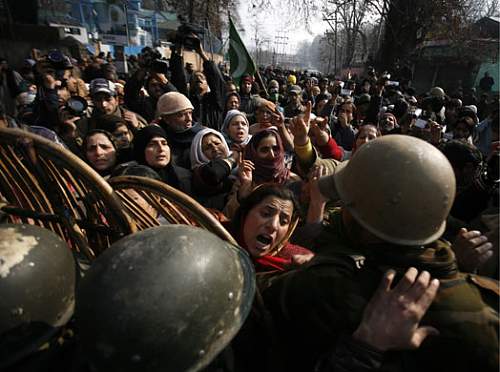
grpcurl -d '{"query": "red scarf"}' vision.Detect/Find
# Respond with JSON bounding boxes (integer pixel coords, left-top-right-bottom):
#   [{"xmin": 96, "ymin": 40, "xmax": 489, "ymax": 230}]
[
  {"xmin": 223, "ymin": 221, "xmax": 312, "ymax": 272},
  {"xmin": 244, "ymin": 129, "xmax": 289, "ymax": 185}
]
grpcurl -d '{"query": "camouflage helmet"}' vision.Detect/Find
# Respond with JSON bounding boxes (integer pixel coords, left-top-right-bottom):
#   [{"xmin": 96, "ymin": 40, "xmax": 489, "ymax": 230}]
[
  {"xmin": 0, "ymin": 224, "xmax": 76, "ymax": 368},
  {"xmin": 319, "ymin": 135, "xmax": 456, "ymax": 245},
  {"xmin": 76, "ymin": 225, "xmax": 255, "ymax": 372}
]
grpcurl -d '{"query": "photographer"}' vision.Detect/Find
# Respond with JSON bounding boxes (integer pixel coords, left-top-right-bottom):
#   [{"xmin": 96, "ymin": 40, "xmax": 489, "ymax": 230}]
[
  {"xmin": 169, "ymin": 25, "xmax": 226, "ymax": 131},
  {"xmin": 32, "ymin": 51, "xmax": 73, "ymax": 131},
  {"xmin": 124, "ymin": 48, "xmax": 178, "ymax": 122}
]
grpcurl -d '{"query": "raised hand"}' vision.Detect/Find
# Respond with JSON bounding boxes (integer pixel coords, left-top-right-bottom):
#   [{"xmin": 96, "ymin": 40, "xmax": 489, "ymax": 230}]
[
  {"xmin": 310, "ymin": 117, "xmax": 330, "ymax": 146},
  {"xmin": 452, "ymin": 228, "xmax": 493, "ymax": 273},
  {"xmin": 123, "ymin": 111, "xmax": 140, "ymax": 129},
  {"xmin": 290, "ymin": 101, "xmax": 312, "ymax": 146},
  {"xmin": 352, "ymin": 268, "xmax": 440, "ymax": 351}
]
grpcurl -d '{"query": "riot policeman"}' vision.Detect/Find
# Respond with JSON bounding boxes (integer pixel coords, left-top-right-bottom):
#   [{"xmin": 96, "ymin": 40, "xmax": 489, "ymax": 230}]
[
  {"xmin": 260, "ymin": 135, "xmax": 499, "ymax": 372},
  {"xmin": 76, "ymin": 225, "xmax": 255, "ymax": 372},
  {"xmin": 0, "ymin": 224, "xmax": 76, "ymax": 371}
]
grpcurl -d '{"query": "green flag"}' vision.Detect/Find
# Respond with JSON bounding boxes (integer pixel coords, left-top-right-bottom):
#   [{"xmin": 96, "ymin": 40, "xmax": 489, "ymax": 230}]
[{"xmin": 229, "ymin": 17, "xmax": 256, "ymax": 85}]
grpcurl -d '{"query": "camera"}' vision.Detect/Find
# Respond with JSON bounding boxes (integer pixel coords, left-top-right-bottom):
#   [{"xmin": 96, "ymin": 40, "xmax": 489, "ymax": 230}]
[
  {"xmin": 479, "ymin": 153, "xmax": 500, "ymax": 188},
  {"xmin": 140, "ymin": 47, "xmax": 169, "ymax": 74},
  {"xmin": 40, "ymin": 50, "xmax": 73, "ymax": 85},
  {"xmin": 65, "ymin": 96, "xmax": 88, "ymax": 116},
  {"xmin": 176, "ymin": 23, "xmax": 205, "ymax": 51}
]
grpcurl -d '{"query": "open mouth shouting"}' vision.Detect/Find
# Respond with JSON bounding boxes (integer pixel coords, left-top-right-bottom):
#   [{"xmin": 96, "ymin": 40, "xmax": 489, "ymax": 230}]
[{"xmin": 255, "ymin": 234, "xmax": 274, "ymax": 252}]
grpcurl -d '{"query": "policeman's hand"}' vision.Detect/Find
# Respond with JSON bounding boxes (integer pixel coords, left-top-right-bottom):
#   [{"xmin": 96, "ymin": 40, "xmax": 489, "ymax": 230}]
[
  {"xmin": 290, "ymin": 101, "xmax": 312, "ymax": 146},
  {"xmin": 352, "ymin": 268, "xmax": 440, "ymax": 351},
  {"xmin": 452, "ymin": 228, "xmax": 493, "ymax": 273}
]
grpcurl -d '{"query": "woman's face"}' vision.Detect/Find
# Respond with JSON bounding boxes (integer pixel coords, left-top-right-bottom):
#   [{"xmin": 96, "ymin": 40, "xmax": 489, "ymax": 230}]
[
  {"xmin": 355, "ymin": 126, "xmax": 378, "ymax": 150},
  {"xmin": 144, "ymin": 136, "xmax": 171, "ymax": 168},
  {"xmin": 256, "ymin": 134, "xmax": 279, "ymax": 160},
  {"xmin": 255, "ymin": 107, "xmax": 273, "ymax": 124},
  {"xmin": 226, "ymin": 95, "xmax": 240, "ymax": 111},
  {"xmin": 85, "ymin": 133, "xmax": 117, "ymax": 172},
  {"xmin": 201, "ymin": 134, "xmax": 228, "ymax": 160},
  {"xmin": 242, "ymin": 196, "xmax": 294, "ymax": 257},
  {"xmin": 113, "ymin": 124, "xmax": 133, "ymax": 149},
  {"xmin": 228, "ymin": 116, "xmax": 249, "ymax": 143}
]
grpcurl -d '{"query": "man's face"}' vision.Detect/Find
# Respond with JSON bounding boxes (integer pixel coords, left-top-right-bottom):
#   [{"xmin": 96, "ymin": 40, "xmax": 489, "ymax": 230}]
[
  {"xmin": 289, "ymin": 92, "xmax": 299, "ymax": 104},
  {"xmin": 193, "ymin": 72, "xmax": 208, "ymax": 94},
  {"xmin": 93, "ymin": 93, "xmax": 118, "ymax": 115},
  {"xmin": 147, "ymin": 78, "xmax": 164, "ymax": 99},
  {"xmin": 241, "ymin": 81, "xmax": 252, "ymax": 94},
  {"xmin": 163, "ymin": 109, "xmax": 193, "ymax": 132}
]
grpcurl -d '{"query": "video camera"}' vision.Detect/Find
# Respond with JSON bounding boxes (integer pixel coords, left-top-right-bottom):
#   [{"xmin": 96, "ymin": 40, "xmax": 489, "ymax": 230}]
[
  {"xmin": 175, "ymin": 23, "xmax": 205, "ymax": 51},
  {"xmin": 140, "ymin": 47, "xmax": 169, "ymax": 74}
]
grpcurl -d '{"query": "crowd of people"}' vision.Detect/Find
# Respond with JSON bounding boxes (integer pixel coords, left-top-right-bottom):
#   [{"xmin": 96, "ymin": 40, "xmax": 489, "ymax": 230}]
[{"xmin": 0, "ymin": 34, "xmax": 499, "ymax": 372}]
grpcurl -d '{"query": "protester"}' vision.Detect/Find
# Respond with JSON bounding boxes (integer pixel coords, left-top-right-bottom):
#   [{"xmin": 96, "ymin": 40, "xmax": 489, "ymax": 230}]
[
  {"xmin": 227, "ymin": 184, "xmax": 314, "ymax": 272},
  {"xmin": 222, "ymin": 109, "xmax": 252, "ymax": 147},
  {"xmin": 190, "ymin": 127, "xmax": 236, "ymax": 209},
  {"xmin": 130, "ymin": 124, "xmax": 192, "ymax": 194},
  {"xmin": 82, "ymin": 129, "xmax": 119, "ymax": 178},
  {"xmin": 155, "ymin": 91, "xmax": 203, "ymax": 169},
  {"xmin": 169, "ymin": 35, "xmax": 226, "ymax": 131},
  {"xmin": 224, "ymin": 128, "xmax": 300, "ymax": 218},
  {"xmin": 89, "ymin": 78, "xmax": 147, "ymax": 131},
  {"xmin": 2, "ymin": 43, "xmax": 499, "ymax": 372}
]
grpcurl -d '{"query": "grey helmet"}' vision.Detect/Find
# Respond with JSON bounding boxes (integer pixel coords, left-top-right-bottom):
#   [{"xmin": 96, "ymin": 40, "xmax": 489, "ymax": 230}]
[
  {"xmin": 0, "ymin": 224, "xmax": 76, "ymax": 369},
  {"xmin": 76, "ymin": 225, "xmax": 255, "ymax": 372}
]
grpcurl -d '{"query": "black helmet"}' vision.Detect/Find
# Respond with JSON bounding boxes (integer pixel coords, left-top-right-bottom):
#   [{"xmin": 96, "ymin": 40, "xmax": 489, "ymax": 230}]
[
  {"xmin": 76, "ymin": 225, "xmax": 255, "ymax": 372},
  {"xmin": 0, "ymin": 224, "xmax": 76, "ymax": 368}
]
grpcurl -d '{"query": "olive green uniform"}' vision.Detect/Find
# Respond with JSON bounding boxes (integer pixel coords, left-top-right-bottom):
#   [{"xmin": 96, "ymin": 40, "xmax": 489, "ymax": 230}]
[{"xmin": 261, "ymin": 210, "xmax": 499, "ymax": 372}]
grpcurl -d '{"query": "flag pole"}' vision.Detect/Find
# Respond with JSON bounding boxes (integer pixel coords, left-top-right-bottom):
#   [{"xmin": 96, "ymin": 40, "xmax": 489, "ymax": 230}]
[{"xmin": 254, "ymin": 67, "xmax": 268, "ymax": 98}]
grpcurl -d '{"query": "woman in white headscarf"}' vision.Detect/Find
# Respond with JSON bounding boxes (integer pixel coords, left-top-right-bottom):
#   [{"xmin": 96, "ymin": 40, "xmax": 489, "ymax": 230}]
[
  {"xmin": 222, "ymin": 109, "xmax": 252, "ymax": 147},
  {"xmin": 190, "ymin": 128, "xmax": 239, "ymax": 210}
]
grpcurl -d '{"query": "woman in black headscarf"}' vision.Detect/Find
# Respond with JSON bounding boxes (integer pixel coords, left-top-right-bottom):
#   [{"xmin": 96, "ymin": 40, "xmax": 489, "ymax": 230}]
[{"xmin": 130, "ymin": 125, "xmax": 192, "ymax": 194}]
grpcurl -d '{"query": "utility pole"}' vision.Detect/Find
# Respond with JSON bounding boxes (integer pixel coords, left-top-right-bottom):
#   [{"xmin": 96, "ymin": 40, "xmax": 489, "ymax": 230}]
[{"xmin": 274, "ymin": 32, "xmax": 288, "ymax": 67}]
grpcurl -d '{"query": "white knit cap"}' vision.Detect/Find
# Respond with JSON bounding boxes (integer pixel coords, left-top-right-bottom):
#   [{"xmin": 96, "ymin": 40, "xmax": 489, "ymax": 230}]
[{"xmin": 156, "ymin": 92, "xmax": 194, "ymax": 117}]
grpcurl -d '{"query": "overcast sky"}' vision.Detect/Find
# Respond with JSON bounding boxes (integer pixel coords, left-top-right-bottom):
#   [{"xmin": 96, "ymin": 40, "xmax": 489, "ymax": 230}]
[{"xmin": 235, "ymin": 1, "xmax": 328, "ymax": 53}]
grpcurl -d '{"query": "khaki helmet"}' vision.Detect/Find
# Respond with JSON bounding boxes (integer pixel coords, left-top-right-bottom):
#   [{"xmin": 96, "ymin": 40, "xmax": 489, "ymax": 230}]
[
  {"xmin": 319, "ymin": 135, "xmax": 456, "ymax": 245},
  {"xmin": 0, "ymin": 224, "xmax": 76, "ymax": 369},
  {"xmin": 156, "ymin": 91, "xmax": 194, "ymax": 117}
]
